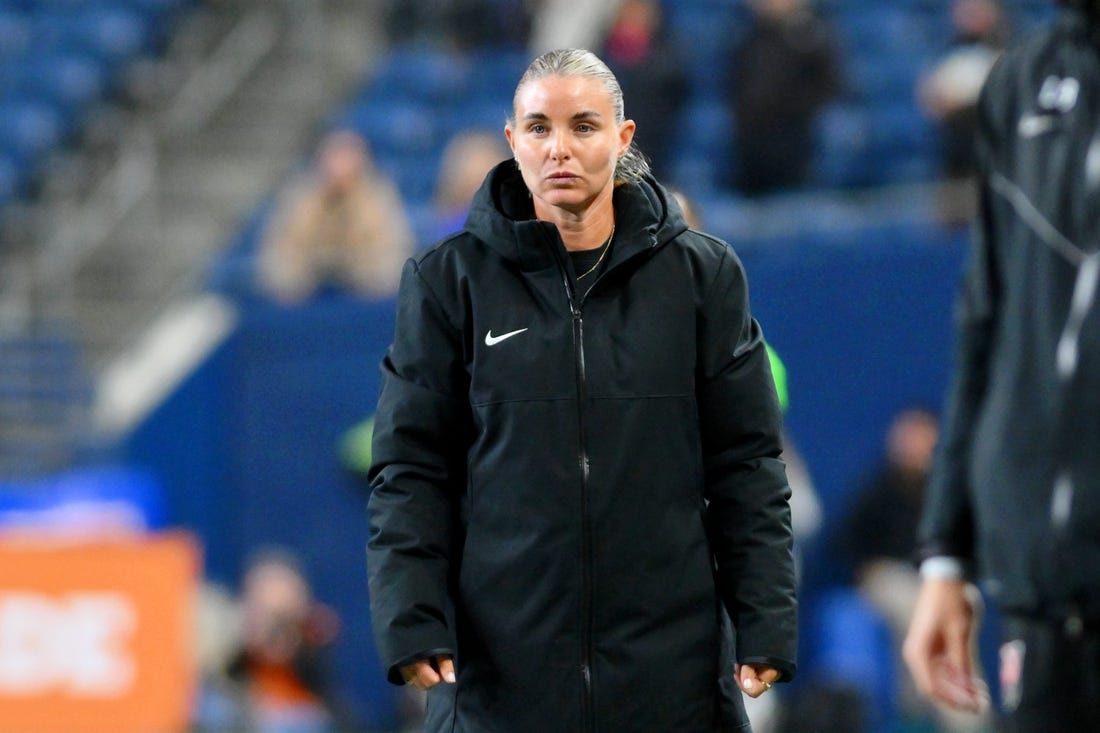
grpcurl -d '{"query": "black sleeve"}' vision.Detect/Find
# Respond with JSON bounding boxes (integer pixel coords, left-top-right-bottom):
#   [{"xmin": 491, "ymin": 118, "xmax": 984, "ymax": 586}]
[
  {"xmin": 366, "ymin": 258, "xmax": 471, "ymax": 685},
  {"xmin": 697, "ymin": 246, "xmax": 798, "ymax": 680},
  {"xmin": 917, "ymin": 62, "xmax": 1006, "ymax": 565}
]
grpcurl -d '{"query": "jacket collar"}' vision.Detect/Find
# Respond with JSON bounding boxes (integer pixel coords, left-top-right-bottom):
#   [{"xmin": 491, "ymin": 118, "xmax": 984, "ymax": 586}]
[{"xmin": 464, "ymin": 161, "xmax": 689, "ymax": 273}]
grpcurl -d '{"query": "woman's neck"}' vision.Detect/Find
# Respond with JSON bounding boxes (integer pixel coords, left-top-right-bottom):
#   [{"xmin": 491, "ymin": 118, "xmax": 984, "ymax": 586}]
[{"xmin": 535, "ymin": 195, "xmax": 616, "ymax": 252}]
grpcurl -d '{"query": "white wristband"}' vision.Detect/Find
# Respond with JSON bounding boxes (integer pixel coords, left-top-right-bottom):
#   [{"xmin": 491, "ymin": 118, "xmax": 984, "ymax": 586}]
[{"xmin": 919, "ymin": 556, "xmax": 966, "ymax": 581}]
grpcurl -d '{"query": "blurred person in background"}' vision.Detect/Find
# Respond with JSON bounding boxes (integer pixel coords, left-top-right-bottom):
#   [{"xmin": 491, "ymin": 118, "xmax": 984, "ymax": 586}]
[
  {"xmin": 258, "ymin": 129, "xmax": 413, "ymax": 304},
  {"xmin": 904, "ymin": 1, "xmax": 1100, "ymax": 730},
  {"xmin": 428, "ymin": 129, "xmax": 510, "ymax": 244},
  {"xmin": 838, "ymin": 408, "xmax": 940, "ymax": 639},
  {"xmin": 600, "ymin": 0, "xmax": 690, "ymax": 179},
  {"xmin": 226, "ymin": 549, "xmax": 343, "ymax": 733},
  {"xmin": 367, "ymin": 48, "xmax": 797, "ymax": 732},
  {"xmin": 836, "ymin": 408, "xmax": 989, "ymax": 731},
  {"xmin": 918, "ymin": 0, "xmax": 1009, "ymax": 226},
  {"xmin": 728, "ymin": 0, "xmax": 843, "ymax": 196}
]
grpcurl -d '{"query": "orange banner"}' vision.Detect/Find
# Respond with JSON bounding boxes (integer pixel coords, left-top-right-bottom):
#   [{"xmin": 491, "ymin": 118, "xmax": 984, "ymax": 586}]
[{"xmin": 0, "ymin": 532, "xmax": 199, "ymax": 733}]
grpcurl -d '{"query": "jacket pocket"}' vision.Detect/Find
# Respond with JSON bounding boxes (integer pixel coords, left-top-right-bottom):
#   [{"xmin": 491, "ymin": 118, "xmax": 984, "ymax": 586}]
[{"xmin": 717, "ymin": 674, "xmax": 752, "ymax": 732}]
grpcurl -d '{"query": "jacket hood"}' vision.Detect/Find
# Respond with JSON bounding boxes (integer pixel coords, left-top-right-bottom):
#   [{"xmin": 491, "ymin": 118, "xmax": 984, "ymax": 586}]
[{"xmin": 463, "ymin": 161, "xmax": 690, "ymax": 272}]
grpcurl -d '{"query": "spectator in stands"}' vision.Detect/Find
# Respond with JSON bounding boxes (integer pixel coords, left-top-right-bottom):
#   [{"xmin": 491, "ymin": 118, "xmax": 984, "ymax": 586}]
[
  {"xmin": 917, "ymin": 0, "xmax": 1008, "ymax": 225},
  {"xmin": 226, "ymin": 548, "xmax": 343, "ymax": 733},
  {"xmin": 600, "ymin": 0, "xmax": 689, "ymax": 179},
  {"xmin": 428, "ymin": 129, "xmax": 510, "ymax": 244},
  {"xmin": 258, "ymin": 129, "xmax": 413, "ymax": 304},
  {"xmin": 835, "ymin": 407, "xmax": 988, "ymax": 732},
  {"xmin": 728, "ymin": 0, "xmax": 843, "ymax": 196}
]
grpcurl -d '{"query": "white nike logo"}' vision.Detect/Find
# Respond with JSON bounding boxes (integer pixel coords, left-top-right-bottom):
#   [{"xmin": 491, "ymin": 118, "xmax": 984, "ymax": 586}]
[
  {"xmin": 484, "ymin": 327, "xmax": 528, "ymax": 346},
  {"xmin": 1017, "ymin": 113, "xmax": 1056, "ymax": 138}
]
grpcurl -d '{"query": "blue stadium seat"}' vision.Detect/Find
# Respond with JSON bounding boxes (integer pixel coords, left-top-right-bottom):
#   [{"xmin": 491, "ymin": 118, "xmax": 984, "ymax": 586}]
[
  {"xmin": 849, "ymin": 52, "xmax": 928, "ymax": 104},
  {"xmin": 0, "ymin": 150, "xmax": 20, "ymax": 205},
  {"xmin": 0, "ymin": 98, "xmax": 66, "ymax": 164},
  {"xmin": 450, "ymin": 98, "xmax": 510, "ymax": 133},
  {"xmin": 467, "ymin": 48, "xmax": 528, "ymax": 100},
  {"xmin": 665, "ymin": 4, "xmax": 742, "ymax": 92},
  {"xmin": 11, "ymin": 52, "xmax": 107, "ymax": 113},
  {"xmin": 331, "ymin": 99, "xmax": 439, "ymax": 158},
  {"xmin": 31, "ymin": 5, "xmax": 150, "ymax": 69},
  {"xmin": 812, "ymin": 102, "xmax": 872, "ymax": 188},
  {"xmin": 0, "ymin": 7, "xmax": 30, "ymax": 59},
  {"xmin": 838, "ymin": 6, "xmax": 931, "ymax": 59},
  {"xmin": 809, "ymin": 588, "xmax": 898, "ymax": 731},
  {"xmin": 374, "ymin": 148, "xmax": 438, "ymax": 205},
  {"xmin": 365, "ymin": 45, "xmax": 475, "ymax": 106}
]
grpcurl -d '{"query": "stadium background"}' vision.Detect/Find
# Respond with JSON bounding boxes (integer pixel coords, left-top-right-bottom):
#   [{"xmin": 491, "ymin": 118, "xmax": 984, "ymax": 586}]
[{"xmin": 0, "ymin": 0, "xmax": 1055, "ymax": 730}]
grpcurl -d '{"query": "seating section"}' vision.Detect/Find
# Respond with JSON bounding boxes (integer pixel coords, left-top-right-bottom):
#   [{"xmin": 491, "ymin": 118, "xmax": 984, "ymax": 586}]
[
  {"xmin": 0, "ymin": 0, "xmax": 193, "ymax": 211},
  {"xmin": 328, "ymin": 45, "xmax": 528, "ymax": 208}
]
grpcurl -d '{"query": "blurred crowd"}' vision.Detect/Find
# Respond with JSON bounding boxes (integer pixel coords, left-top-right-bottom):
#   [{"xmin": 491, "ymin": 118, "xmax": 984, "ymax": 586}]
[{"xmin": 254, "ymin": 0, "xmax": 1013, "ymax": 306}]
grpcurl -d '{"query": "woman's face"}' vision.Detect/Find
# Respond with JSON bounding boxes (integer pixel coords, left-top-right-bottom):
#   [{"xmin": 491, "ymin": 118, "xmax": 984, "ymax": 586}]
[{"xmin": 506, "ymin": 74, "xmax": 635, "ymax": 218}]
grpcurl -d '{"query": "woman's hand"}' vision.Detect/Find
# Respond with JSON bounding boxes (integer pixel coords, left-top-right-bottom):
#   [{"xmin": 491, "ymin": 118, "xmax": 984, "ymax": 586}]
[
  {"xmin": 400, "ymin": 655, "xmax": 456, "ymax": 690},
  {"xmin": 737, "ymin": 662, "xmax": 781, "ymax": 698}
]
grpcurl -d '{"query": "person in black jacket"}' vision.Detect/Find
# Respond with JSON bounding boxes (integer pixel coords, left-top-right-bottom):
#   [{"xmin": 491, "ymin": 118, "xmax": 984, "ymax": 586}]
[
  {"xmin": 728, "ymin": 0, "xmax": 842, "ymax": 196},
  {"xmin": 903, "ymin": 2, "xmax": 1100, "ymax": 730},
  {"xmin": 366, "ymin": 48, "xmax": 798, "ymax": 732}
]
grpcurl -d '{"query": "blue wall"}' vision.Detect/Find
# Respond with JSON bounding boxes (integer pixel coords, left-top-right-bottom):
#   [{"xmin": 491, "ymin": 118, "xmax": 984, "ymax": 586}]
[
  {"xmin": 122, "ymin": 295, "xmax": 400, "ymax": 729},
  {"xmin": 741, "ymin": 224, "xmax": 969, "ymax": 542}
]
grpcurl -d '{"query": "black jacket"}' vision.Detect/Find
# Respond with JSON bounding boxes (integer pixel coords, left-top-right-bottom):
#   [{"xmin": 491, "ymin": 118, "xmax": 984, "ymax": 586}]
[
  {"xmin": 367, "ymin": 163, "xmax": 797, "ymax": 732},
  {"xmin": 919, "ymin": 8, "xmax": 1100, "ymax": 619}
]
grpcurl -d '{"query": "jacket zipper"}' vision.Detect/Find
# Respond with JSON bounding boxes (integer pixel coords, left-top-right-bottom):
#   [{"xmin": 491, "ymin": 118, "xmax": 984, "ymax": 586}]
[{"xmin": 561, "ymin": 267, "xmax": 595, "ymax": 733}]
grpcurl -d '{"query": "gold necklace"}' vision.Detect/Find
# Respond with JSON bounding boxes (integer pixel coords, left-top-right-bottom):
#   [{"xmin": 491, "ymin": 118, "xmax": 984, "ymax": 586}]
[{"xmin": 576, "ymin": 226, "xmax": 615, "ymax": 280}]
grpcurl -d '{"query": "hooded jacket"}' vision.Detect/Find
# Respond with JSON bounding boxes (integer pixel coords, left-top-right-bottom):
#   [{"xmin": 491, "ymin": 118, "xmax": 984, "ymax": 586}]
[
  {"xmin": 367, "ymin": 162, "xmax": 797, "ymax": 732},
  {"xmin": 919, "ymin": 8, "xmax": 1100, "ymax": 620}
]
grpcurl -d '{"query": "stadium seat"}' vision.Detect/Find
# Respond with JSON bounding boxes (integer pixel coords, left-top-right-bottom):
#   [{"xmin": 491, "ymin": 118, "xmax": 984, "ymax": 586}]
[
  {"xmin": 332, "ymin": 99, "xmax": 439, "ymax": 158},
  {"xmin": 450, "ymin": 98, "xmax": 511, "ymax": 133},
  {"xmin": 364, "ymin": 45, "xmax": 474, "ymax": 106},
  {"xmin": 0, "ymin": 150, "xmax": 20, "ymax": 205},
  {"xmin": 31, "ymin": 5, "xmax": 150, "ymax": 69},
  {"xmin": 0, "ymin": 98, "xmax": 66, "ymax": 164},
  {"xmin": 809, "ymin": 588, "xmax": 898, "ymax": 731},
  {"xmin": 374, "ymin": 147, "xmax": 438, "ymax": 205},
  {"xmin": 0, "ymin": 7, "xmax": 30, "ymax": 59},
  {"xmin": 467, "ymin": 47, "xmax": 528, "ymax": 100},
  {"xmin": 11, "ymin": 52, "xmax": 107, "ymax": 114}
]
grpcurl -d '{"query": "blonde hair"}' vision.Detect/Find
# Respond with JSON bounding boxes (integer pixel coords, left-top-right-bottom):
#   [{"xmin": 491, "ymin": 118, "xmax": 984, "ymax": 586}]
[{"xmin": 509, "ymin": 48, "xmax": 651, "ymax": 185}]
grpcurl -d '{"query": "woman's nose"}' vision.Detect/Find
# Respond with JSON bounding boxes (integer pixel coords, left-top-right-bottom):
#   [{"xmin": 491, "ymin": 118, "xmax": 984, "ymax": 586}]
[{"xmin": 549, "ymin": 129, "xmax": 570, "ymax": 160}]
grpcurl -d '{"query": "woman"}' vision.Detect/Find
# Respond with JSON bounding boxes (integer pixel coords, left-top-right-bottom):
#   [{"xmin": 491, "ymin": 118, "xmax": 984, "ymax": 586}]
[{"xmin": 367, "ymin": 49, "xmax": 797, "ymax": 732}]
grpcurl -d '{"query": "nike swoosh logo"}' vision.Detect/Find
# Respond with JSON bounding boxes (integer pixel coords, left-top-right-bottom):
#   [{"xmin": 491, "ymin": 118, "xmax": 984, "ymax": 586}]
[
  {"xmin": 1017, "ymin": 113, "xmax": 1056, "ymax": 138},
  {"xmin": 485, "ymin": 328, "xmax": 528, "ymax": 346}
]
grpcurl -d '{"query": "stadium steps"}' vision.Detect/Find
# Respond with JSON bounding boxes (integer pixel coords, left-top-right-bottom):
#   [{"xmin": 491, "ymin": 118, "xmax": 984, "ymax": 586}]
[
  {"xmin": 47, "ymin": 0, "xmax": 384, "ymax": 371},
  {"xmin": 0, "ymin": 329, "xmax": 93, "ymax": 480},
  {"xmin": 0, "ymin": 0, "xmax": 385, "ymax": 478}
]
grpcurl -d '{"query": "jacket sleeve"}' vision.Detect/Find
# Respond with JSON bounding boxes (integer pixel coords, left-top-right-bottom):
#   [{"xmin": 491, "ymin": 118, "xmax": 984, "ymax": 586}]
[
  {"xmin": 367, "ymin": 258, "xmax": 470, "ymax": 684},
  {"xmin": 697, "ymin": 246, "xmax": 798, "ymax": 681},
  {"xmin": 916, "ymin": 66, "xmax": 1005, "ymax": 568}
]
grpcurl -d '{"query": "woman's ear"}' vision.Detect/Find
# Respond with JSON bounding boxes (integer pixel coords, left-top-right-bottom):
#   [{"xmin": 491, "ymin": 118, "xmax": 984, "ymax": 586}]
[{"xmin": 618, "ymin": 118, "xmax": 637, "ymax": 155}]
